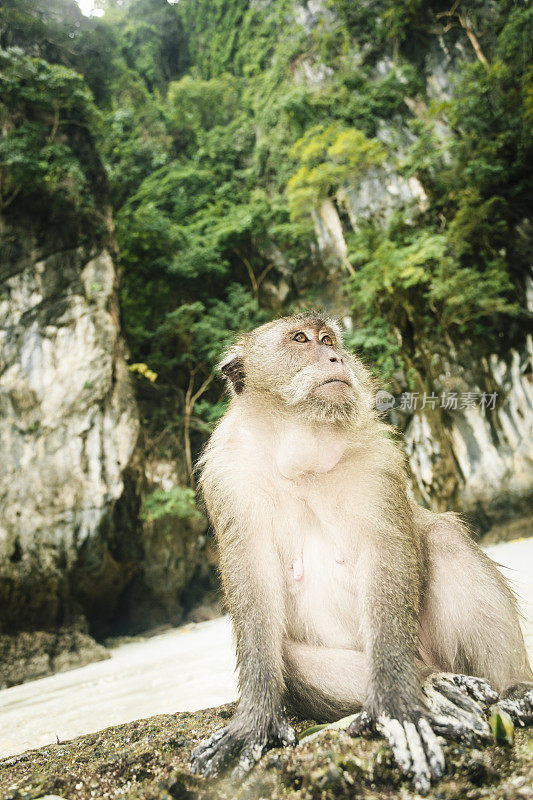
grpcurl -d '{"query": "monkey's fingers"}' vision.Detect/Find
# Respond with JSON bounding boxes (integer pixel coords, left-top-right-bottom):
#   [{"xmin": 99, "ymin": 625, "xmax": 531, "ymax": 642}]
[
  {"xmin": 230, "ymin": 720, "xmax": 296, "ymax": 779},
  {"xmin": 418, "ymin": 718, "xmax": 445, "ymax": 780},
  {"xmin": 403, "ymin": 719, "xmax": 445, "ymax": 791},
  {"xmin": 428, "ymin": 700, "xmax": 492, "ymax": 744},
  {"xmin": 429, "ymin": 714, "xmax": 480, "ymax": 745},
  {"xmin": 346, "ymin": 709, "xmax": 375, "ymax": 737},
  {"xmin": 190, "ymin": 726, "xmax": 228, "ymax": 760},
  {"xmin": 376, "ymin": 716, "xmax": 412, "ymax": 774},
  {"xmin": 429, "ymin": 677, "xmax": 486, "ymax": 717},
  {"xmin": 435, "ymin": 673, "xmax": 498, "ymax": 705},
  {"xmin": 376, "ymin": 716, "xmax": 437, "ymax": 794},
  {"xmin": 201, "ymin": 735, "xmax": 242, "ymax": 779},
  {"xmin": 425, "ymin": 684, "xmax": 492, "ymax": 742},
  {"xmin": 231, "ymin": 736, "xmax": 268, "ymax": 779},
  {"xmin": 190, "ymin": 728, "xmax": 241, "ymax": 778},
  {"xmin": 403, "ymin": 720, "xmax": 432, "ymax": 793},
  {"xmin": 274, "ymin": 719, "xmax": 298, "ymax": 747}
]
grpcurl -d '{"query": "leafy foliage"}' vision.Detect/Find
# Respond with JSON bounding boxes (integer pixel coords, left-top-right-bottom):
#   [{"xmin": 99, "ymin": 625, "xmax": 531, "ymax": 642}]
[
  {"xmin": 0, "ymin": 48, "xmax": 99, "ymax": 223},
  {"xmin": 287, "ymin": 123, "xmax": 386, "ymax": 218},
  {"xmin": 2, "ymin": 0, "xmax": 531, "ymax": 485},
  {"xmin": 141, "ymin": 486, "xmax": 201, "ymax": 522}
]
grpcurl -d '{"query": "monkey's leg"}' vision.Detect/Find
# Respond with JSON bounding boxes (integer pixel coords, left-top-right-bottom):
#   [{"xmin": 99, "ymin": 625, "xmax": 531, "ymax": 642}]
[
  {"xmin": 345, "ymin": 510, "xmax": 449, "ymax": 795},
  {"xmin": 283, "ymin": 641, "xmax": 366, "ymax": 722},
  {"xmin": 283, "ymin": 641, "xmax": 490, "ymax": 780},
  {"xmin": 421, "ymin": 513, "xmax": 533, "ymax": 730},
  {"xmin": 421, "ymin": 512, "xmax": 533, "ymax": 694},
  {"xmin": 339, "ymin": 499, "xmax": 509, "ymax": 794}
]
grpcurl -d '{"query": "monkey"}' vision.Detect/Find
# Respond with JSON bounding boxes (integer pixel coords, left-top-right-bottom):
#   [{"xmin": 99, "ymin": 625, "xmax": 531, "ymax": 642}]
[{"xmin": 190, "ymin": 311, "xmax": 532, "ymax": 793}]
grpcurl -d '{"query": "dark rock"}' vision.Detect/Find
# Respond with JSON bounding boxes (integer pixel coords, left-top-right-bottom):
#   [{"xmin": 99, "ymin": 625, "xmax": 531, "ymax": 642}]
[{"xmin": 0, "ymin": 627, "xmax": 109, "ymax": 688}]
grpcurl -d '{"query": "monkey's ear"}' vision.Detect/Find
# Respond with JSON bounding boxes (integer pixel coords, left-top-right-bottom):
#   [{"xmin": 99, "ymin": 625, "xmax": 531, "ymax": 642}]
[{"xmin": 219, "ymin": 348, "xmax": 246, "ymax": 394}]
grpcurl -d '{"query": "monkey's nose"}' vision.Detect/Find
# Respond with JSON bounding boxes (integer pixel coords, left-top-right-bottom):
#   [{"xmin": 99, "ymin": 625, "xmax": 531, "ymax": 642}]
[{"xmin": 329, "ymin": 355, "xmax": 343, "ymax": 363}]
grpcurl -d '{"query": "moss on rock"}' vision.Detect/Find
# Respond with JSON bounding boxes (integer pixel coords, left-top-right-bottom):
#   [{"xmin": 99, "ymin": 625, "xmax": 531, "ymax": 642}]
[{"xmin": 1, "ymin": 704, "xmax": 531, "ymax": 800}]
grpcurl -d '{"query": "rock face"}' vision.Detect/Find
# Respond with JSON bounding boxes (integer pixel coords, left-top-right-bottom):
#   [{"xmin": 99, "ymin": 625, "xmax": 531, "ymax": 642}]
[
  {"xmin": 0, "ymin": 628, "xmax": 109, "ymax": 690},
  {"xmin": 0, "ymin": 703, "xmax": 531, "ymax": 800},
  {"xmin": 403, "ymin": 346, "xmax": 533, "ymax": 523},
  {"xmin": 0, "ymin": 228, "xmax": 215, "ymax": 685},
  {"xmin": 0, "ymin": 235, "xmax": 141, "ymax": 680}
]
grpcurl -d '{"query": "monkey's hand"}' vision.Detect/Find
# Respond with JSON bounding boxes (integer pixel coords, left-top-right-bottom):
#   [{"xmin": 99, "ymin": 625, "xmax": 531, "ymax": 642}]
[
  {"xmin": 348, "ymin": 708, "xmax": 445, "ymax": 794},
  {"xmin": 348, "ymin": 675, "xmax": 498, "ymax": 791},
  {"xmin": 189, "ymin": 714, "xmax": 297, "ymax": 779},
  {"xmin": 493, "ymin": 682, "xmax": 533, "ymax": 726},
  {"xmin": 347, "ymin": 673, "xmax": 492, "ymax": 792}
]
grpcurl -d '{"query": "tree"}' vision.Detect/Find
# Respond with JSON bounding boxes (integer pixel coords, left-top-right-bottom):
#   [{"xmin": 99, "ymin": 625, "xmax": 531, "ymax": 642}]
[{"xmin": 0, "ymin": 48, "xmax": 99, "ymax": 224}]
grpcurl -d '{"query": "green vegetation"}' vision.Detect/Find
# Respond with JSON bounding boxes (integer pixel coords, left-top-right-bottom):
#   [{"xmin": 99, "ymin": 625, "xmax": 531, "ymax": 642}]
[
  {"xmin": 287, "ymin": 123, "xmax": 387, "ymax": 219},
  {"xmin": 141, "ymin": 486, "xmax": 201, "ymax": 523},
  {"xmin": 1, "ymin": 0, "xmax": 531, "ymax": 518},
  {"xmin": 0, "ymin": 47, "xmax": 99, "ymax": 221}
]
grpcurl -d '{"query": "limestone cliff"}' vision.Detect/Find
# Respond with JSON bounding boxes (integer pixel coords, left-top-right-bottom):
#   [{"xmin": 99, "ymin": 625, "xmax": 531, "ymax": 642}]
[
  {"xmin": 0, "ymin": 42, "xmax": 216, "ymax": 680},
  {"xmin": 0, "ymin": 230, "xmax": 141, "ymax": 683},
  {"xmin": 0, "ymin": 217, "xmax": 213, "ymax": 686},
  {"xmin": 403, "ymin": 344, "xmax": 533, "ymax": 523}
]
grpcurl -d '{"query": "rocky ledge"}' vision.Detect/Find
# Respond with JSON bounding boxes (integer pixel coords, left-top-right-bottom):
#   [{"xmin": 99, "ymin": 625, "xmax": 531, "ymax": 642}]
[
  {"xmin": 0, "ymin": 628, "xmax": 109, "ymax": 690},
  {"xmin": 1, "ymin": 704, "xmax": 531, "ymax": 800}
]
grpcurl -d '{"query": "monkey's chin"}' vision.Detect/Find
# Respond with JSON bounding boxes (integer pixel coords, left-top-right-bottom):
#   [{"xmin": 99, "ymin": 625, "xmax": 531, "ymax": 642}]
[{"xmin": 304, "ymin": 387, "xmax": 358, "ymax": 424}]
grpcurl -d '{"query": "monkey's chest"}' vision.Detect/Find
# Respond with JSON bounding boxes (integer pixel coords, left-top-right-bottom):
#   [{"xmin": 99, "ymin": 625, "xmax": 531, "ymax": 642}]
[{"xmin": 282, "ymin": 534, "xmax": 363, "ymax": 650}]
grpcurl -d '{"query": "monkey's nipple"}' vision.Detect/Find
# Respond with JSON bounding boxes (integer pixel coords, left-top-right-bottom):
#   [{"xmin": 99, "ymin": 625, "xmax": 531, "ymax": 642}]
[
  {"xmin": 291, "ymin": 554, "xmax": 304, "ymax": 581},
  {"xmin": 334, "ymin": 548, "xmax": 345, "ymax": 565}
]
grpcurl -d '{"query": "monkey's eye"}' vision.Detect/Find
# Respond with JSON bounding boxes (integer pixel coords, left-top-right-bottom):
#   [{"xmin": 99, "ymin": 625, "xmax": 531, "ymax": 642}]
[
  {"xmin": 321, "ymin": 334, "xmax": 334, "ymax": 346},
  {"xmin": 293, "ymin": 332, "xmax": 309, "ymax": 343}
]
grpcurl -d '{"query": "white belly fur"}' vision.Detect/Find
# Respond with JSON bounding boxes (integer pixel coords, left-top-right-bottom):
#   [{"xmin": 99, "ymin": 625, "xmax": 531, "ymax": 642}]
[
  {"xmin": 272, "ymin": 421, "xmax": 367, "ymax": 650},
  {"xmin": 279, "ymin": 509, "xmax": 365, "ymax": 650}
]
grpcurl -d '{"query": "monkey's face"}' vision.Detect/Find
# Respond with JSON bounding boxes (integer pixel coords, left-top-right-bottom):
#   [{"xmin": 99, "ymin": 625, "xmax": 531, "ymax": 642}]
[{"xmin": 221, "ymin": 314, "xmax": 374, "ymax": 424}]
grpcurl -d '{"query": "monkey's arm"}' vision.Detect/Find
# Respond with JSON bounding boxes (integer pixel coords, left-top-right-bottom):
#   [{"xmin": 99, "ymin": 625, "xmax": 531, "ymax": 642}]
[
  {"xmin": 354, "ymin": 521, "xmax": 446, "ymax": 793},
  {"xmin": 348, "ymin": 487, "xmax": 493, "ymax": 791},
  {"xmin": 346, "ymin": 485, "xmax": 463, "ymax": 792},
  {"xmin": 190, "ymin": 515, "xmax": 296, "ymax": 778}
]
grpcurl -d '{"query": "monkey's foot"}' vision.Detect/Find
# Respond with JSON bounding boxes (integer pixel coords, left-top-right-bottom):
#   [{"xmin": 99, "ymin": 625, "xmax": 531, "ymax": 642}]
[
  {"xmin": 347, "ymin": 711, "xmax": 444, "ymax": 794},
  {"xmin": 427, "ymin": 672, "xmax": 498, "ymax": 705},
  {"xmin": 494, "ymin": 682, "xmax": 533, "ymax": 726},
  {"xmin": 189, "ymin": 717, "xmax": 297, "ymax": 779},
  {"xmin": 423, "ymin": 674, "xmax": 493, "ymax": 744}
]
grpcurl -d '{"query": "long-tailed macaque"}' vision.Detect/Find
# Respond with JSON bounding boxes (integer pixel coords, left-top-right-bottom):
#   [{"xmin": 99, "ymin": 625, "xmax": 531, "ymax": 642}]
[{"xmin": 190, "ymin": 312, "xmax": 532, "ymax": 792}]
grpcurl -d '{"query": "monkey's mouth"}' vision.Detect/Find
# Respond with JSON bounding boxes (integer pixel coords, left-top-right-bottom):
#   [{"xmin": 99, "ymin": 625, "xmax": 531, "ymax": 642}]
[{"xmin": 318, "ymin": 379, "xmax": 351, "ymax": 387}]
